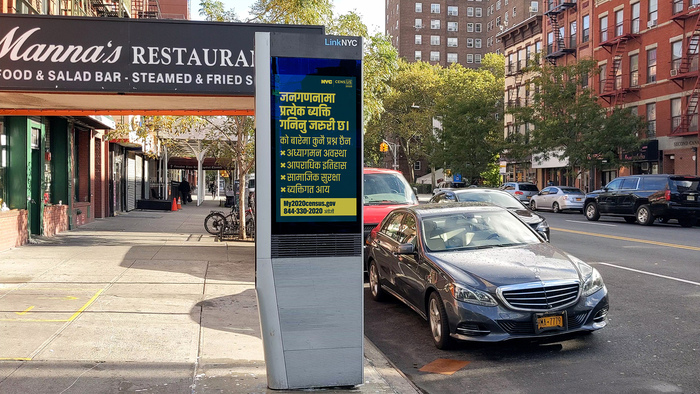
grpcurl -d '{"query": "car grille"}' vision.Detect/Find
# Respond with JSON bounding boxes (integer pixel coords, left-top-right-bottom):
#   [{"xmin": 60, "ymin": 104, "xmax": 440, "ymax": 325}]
[
  {"xmin": 498, "ymin": 311, "xmax": 589, "ymax": 335},
  {"xmin": 498, "ymin": 281, "xmax": 580, "ymax": 311}
]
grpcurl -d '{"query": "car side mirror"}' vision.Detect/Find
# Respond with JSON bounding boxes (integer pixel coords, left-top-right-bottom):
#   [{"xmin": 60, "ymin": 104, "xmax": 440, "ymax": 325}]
[
  {"xmin": 396, "ymin": 243, "xmax": 415, "ymax": 254},
  {"xmin": 413, "ymin": 187, "xmax": 419, "ymax": 195}
]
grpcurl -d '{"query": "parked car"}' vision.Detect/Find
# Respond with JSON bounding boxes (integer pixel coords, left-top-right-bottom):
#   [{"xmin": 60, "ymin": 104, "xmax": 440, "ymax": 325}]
[
  {"xmin": 432, "ymin": 180, "xmax": 467, "ymax": 195},
  {"xmin": 430, "ymin": 188, "xmax": 550, "ymax": 241},
  {"xmin": 364, "ymin": 168, "xmax": 419, "ymax": 266},
  {"xmin": 530, "ymin": 186, "xmax": 585, "ymax": 213},
  {"xmin": 500, "ymin": 182, "xmax": 540, "ymax": 202},
  {"xmin": 583, "ymin": 174, "xmax": 700, "ymax": 227},
  {"xmin": 367, "ymin": 203, "xmax": 609, "ymax": 349}
]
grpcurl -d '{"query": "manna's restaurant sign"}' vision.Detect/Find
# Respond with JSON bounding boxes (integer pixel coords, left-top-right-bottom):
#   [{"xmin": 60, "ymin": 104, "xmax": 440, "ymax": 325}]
[{"xmin": 0, "ymin": 15, "xmax": 323, "ymax": 95}]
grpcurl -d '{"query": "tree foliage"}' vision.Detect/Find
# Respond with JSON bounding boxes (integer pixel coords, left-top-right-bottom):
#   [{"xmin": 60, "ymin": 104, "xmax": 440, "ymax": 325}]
[
  {"xmin": 430, "ymin": 54, "xmax": 505, "ymax": 184},
  {"xmin": 506, "ymin": 59, "xmax": 645, "ymax": 176},
  {"xmin": 198, "ymin": 0, "xmax": 239, "ymax": 21}
]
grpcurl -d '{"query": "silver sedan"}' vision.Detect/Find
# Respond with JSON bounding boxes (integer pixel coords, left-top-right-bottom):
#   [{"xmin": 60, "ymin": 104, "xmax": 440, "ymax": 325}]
[{"xmin": 530, "ymin": 186, "xmax": 585, "ymax": 213}]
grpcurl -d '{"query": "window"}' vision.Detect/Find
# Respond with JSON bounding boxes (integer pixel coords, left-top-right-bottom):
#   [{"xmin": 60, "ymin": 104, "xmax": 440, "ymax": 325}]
[
  {"xmin": 646, "ymin": 103, "xmax": 656, "ymax": 137},
  {"xmin": 649, "ymin": 0, "xmax": 658, "ymax": 25},
  {"xmin": 431, "ymin": 3, "xmax": 440, "ymax": 13},
  {"xmin": 448, "ymin": 22, "xmax": 459, "ymax": 31},
  {"xmin": 415, "ymin": 18, "xmax": 423, "ymax": 28},
  {"xmin": 431, "ymin": 19, "xmax": 440, "ymax": 29},
  {"xmin": 416, "ymin": 2, "xmax": 422, "ymax": 12},
  {"xmin": 599, "ymin": 63, "xmax": 607, "ymax": 92},
  {"xmin": 467, "ymin": 23, "xmax": 474, "ymax": 32},
  {"xmin": 448, "ymin": 6, "xmax": 458, "ymax": 16},
  {"xmin": 447, "ymin": 37, "xmax": 458, "ymax": 47},
  {"xmin": 496, "ymin": 0, "xmax": 501, "ymax": 10},
  {"xmin": 430, "ymin": 51, "xmax": 440, "ymax": 61},
  {"xmin": 476, "ymin": 23, "xmax": 482, "ymax": 32},
  {"xmin": 496, "ymin": 16, "xmax": 501, "ymax": 26},
  {"xmin": 475, "ymin": 53, "xmax": 482, "ymax": 63},
  {"xmin": 614, "ymin": 58, "xmax": 622, "ymax": 90},
  {"xmin": 415, "ymin": 50, "xmax": 422, "ymax": 61},
  {"xmin": 600, "ymin": 15, "xmax": 608, "ymax": 42},
  {"xmin": 672, "ymin": 40, "xmax": 683, "ymax": 71},
  {"xmin": 475, "ymin": 38, "xmax": 482, "ymax": 48},
  {"xmin": 570, "ymin": 21, "xmax": 577, "ymax": 46},
  {"xmin": 415, "ymin": 35, "xmax": 422, "ymax": 44},
  {"xmin": 647, "ymin": 48, "xmax": 657, "ymax": 83},
  {"xmin": 630, "ymin": 54, "xmax": 639, "ymax": 87},
  {"xmin": 672, "ymin": 98, "xmax": 682, "ymax": 129},
  {"xmin": 632, "ymin": 2, "xmax": 640, "ymax": 33},
  {"xmin": 582, "ymin": 15, "xmax": 590, "ymax": 43},
  {"xmin": 414, "ymin": 161, "xmax": 422, "ymax": 171},
  {"xmin": 530, "ymin": 1, "xmax": 538, "ymax": 12},
  {"xmin": 467, "ymin": 53, "xmax": 474, "ymax": 63},
  {"xmin": 382, "ymin": 212, "xmax": 405, "ymax": 240},
  {"xmin": 615, "ymin": 10, "xmax": 624, "ymax": 36},
  {"xmin": 476, "ymin": 8, "xmax": 482, "ymax": 17},
  {"xmin": 513, "ymin": 6, "xmax": 516, "ymax": 16},
  {"xmin": 468, "ymin": 7, "xmax": 474, "ymax": 16},
  {"xmin": 467, "ymin": 38, "xmax": 474, "ymax": 47},
  {"xmin": 447, "ymin": 53, "xmax": 458, "ymax": 63},
  {"xmin": 431, "ymin": 35, "xmax": 440, "ymax": 45},
  {"xmin": 0, "ymin": 120, "xmax": 6, "ymax": 206}
]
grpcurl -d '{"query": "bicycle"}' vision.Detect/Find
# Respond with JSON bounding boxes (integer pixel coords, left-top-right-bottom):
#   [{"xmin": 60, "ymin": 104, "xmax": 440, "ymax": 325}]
[{"xmin": 204, "ymin": 203, "xmax": 255, "ymax": 238}]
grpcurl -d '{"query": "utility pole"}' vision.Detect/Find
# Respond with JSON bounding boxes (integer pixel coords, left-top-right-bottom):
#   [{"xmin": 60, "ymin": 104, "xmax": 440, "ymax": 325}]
[{"xmin": 382, "ymin": 139, "xmax": 399, "ymax": 171}]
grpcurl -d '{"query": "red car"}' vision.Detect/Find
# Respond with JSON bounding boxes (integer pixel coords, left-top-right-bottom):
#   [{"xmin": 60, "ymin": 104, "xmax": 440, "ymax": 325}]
[{"xmin": 364, "ymin": 168, "xmax": 419, "ymax": 266}]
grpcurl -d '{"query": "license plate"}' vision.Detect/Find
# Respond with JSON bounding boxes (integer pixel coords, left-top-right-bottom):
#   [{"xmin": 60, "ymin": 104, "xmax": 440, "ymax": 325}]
[
  {"xmin": 527, "ymin": 196, "xmax": 531, "ymax": 199},
  {"xmin": 575, "ymin": 198, "xmax": 582, "ymax": 201},
  {"xmin": 687, "ymin": 195, "xmax": 696, "ymax": 201},
  {"xmin": 534, "ymin": 311, "xmax": 567, "ymax": 334}
]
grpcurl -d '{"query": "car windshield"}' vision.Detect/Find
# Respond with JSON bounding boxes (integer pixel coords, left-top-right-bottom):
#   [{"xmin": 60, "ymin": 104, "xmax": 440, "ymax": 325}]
[
  {"xmin": 421, "ymin": 210, "xmax": 542, "ymax": 252},
  {"xmin": 454, "ymin": 191, "xmax": 522, "ymax": 209},
  {"xmin": 518, "ymin": 184, "xmax": 539, "ymax": 191},
  {"xmin": 364, "ymin": 173, "xmax": 418, "ymax": 205},
  {"xmin": 561, "ymin": 187, "xmax": 583, "ymax": 194}
]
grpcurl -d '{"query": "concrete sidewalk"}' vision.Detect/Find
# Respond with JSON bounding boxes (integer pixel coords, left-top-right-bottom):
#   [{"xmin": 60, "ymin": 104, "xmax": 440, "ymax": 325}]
[{"xmin": 0, "ymin": 197, "xmax": 420, "ymax": 393}]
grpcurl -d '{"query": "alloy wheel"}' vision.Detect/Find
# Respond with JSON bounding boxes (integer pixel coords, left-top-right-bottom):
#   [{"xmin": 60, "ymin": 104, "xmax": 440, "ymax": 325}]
[{"xmin": 429, "ymin": 297, "xmax": 442, "ymax": 343}]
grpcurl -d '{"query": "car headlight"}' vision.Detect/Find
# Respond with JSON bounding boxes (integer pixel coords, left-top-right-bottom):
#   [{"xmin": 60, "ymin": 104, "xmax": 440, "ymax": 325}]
[
  {"xmin": 536, "ymin": 220, "xmax": 549, "ymax": 233},
  {"xmin": 450, "ymin": 284, "xmax": 498, "ymax": 306},
  {"xmin": 582, "ymin": 267, "xmax": 605, "ymax": 296}
]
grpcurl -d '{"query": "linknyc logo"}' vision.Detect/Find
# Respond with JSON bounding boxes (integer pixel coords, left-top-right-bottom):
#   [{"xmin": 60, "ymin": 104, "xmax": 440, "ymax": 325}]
[{"xmin": 324, "ymin": 38, "xmax": 359, "ymax": 47}]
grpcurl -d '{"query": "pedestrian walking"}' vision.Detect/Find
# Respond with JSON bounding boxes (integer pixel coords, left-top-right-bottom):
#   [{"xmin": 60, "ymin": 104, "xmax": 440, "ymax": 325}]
[{"xmin": 178, "ymin": 179, "xmax": 191, "ymax": 205}]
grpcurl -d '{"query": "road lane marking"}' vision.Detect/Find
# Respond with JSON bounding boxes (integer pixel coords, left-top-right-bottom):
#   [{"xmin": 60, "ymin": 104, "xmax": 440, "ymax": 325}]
[
  {"xmin": 15, "ymin": 306, "xmax": 34, "ymax": 315},
  {"xmin": 37, "ymin": 296, "xmax": 78, "ymax": 300},
  {"xmin": 598, "ymin": 263, "xmax": 700, "ymax": 287},
  {"xmin": 565, "ymin": 220, "xmax": 617, "ymax": 227},
  {"xmin": 0, "ymin": 357, "xmax": 32, "ymax": 361},
  {"xmin": 551, "ymin": 227, "xmax": 700, "ymax": 251}
]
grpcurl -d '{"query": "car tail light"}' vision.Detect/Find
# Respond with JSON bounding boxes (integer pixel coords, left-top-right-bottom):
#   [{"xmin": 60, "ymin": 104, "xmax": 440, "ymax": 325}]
[
  {"xmin": 515, "ymin": 191, "xmax": 523, "ymax": 195},
  {"xmin": 665, "ymin": 190, "xmax": 671, "ymax": 201}
]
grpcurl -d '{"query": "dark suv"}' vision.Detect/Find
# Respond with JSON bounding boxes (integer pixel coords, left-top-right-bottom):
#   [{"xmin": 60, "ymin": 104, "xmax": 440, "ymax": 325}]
[{"xmin": 583, "ymin": 174, "xmax": 700, "ymax": 227}]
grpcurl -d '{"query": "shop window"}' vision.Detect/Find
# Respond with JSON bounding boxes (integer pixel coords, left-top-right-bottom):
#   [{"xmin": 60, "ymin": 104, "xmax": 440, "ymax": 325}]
[
  {"xmin": 73, "ymin": 130, "xmax": 91, "ymax": 203},
  {"xmin": 0, "ymin": 119, "xmax": 6, "ymax": 207}
]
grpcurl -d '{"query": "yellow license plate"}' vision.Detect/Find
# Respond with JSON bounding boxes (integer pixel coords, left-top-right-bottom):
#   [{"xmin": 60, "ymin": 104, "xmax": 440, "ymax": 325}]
[
  {"xmin": 537, "ymin": 316, "xmax": 563, "ymax": 330},
  {"xmin": 575, "ymin": 198, "xmax": 582, "ymax": 201}
]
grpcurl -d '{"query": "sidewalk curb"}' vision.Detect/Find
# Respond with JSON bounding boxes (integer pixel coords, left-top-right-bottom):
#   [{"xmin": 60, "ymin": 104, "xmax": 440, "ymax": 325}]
[{"xmin": 364, "ymin": 337, "xmax": 423, "ymax": 394}]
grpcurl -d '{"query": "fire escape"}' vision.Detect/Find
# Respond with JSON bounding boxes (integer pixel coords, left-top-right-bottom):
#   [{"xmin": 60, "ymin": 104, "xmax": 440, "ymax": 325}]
[
  {"xmin": 90, "ymin": 0, "xmax": 131, "ymax": 17},
  {"xmin": 132, "ymin": 0, "xmax": 161, "ymax": 19},
  {"xmin": 669, "ymin": 0, "xmax": 700, "ymax": 135},
  {"xmin": 598, "ymin": 18, "xmax": 641, "ymax": 108},
  {"xmin": 544, "ymin": 0, "xmax": 577, "ymax": 65}
]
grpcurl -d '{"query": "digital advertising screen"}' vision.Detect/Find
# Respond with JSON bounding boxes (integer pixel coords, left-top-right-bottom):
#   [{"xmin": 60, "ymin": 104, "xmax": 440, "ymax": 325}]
[{"xmin": 270, "ymin": 57, "xmax": 362, "ymax": 235}]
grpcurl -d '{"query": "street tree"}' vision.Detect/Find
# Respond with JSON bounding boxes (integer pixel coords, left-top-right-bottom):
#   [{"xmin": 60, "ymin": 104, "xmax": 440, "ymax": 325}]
[
  {"xmin": 507, "ymin": 59, "xmax": 645, "ymax": 182},
  {"xmin": 367, "ymin": 60, "xmax": 440, "ymax": 181},
  {"xmin": 430, "ymin": 54, "xmax": 505, "ymax": 185},
  {"xmin": 202, "ymin": 116, "xmax": 256, "ymax": 239}
]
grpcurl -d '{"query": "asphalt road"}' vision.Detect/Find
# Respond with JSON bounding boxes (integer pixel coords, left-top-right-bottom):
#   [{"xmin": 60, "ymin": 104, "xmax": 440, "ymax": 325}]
[{"xmin": 364, "ymin": 209, "xmax": 700, "ymax": 394}]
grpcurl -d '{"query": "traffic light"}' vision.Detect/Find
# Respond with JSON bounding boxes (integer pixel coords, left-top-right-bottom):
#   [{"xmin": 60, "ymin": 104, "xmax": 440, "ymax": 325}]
[
  {"xmin": 445, "ymin": 169, "xmax": 452, "ymax": 177},
  {"xmin": 379, "ymin": 142, "xmax": 389, "ymax": 152}
]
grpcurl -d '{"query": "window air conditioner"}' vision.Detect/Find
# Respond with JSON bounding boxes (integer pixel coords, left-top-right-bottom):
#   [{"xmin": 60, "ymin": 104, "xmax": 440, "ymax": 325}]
[
  {"xmin": 671, "ymin": 68, "xmax": 679, "ymax": 77},
  {"xmin": 529, "ymin": 6, "xmax": 537, "ymax": 12},
  {"xmin": 647, "ymin": 20, "xmax": 657, "ymax": 28}
]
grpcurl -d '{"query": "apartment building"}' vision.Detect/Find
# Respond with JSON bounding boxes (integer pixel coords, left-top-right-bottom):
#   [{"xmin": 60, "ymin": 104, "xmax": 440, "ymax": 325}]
[{"xmin": 594, "ymin": 0, "xmax": 699, "ymax": 177}]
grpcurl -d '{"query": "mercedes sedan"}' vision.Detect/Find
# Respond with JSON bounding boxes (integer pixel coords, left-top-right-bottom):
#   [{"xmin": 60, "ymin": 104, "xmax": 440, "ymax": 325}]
[{"xmin": 367, "ymin": 203, "xmax": 609, "ymax": 349}]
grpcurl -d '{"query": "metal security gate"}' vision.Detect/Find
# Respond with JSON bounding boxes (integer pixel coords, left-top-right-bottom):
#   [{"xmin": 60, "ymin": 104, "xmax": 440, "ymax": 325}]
[{"xmin": 126, "ymin": 152, "xmax": 136, "ymax": 211}]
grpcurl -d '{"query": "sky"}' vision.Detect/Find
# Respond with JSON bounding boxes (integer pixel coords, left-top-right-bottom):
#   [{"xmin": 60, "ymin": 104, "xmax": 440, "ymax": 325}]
[{"xmin": 189, "ymin": 0, "xmax": 386, "ymax": 34}]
